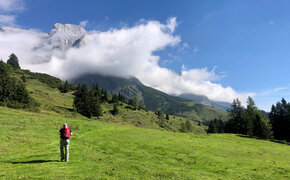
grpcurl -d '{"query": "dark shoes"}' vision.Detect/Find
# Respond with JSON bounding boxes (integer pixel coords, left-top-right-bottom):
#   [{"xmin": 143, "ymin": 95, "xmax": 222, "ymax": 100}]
[{"xmin": 61, "ymin": 158, "xmax": 69, "ymax": 162}]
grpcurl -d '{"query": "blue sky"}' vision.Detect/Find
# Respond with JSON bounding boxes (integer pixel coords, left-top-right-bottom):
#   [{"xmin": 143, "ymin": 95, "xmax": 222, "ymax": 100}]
[{"xmin": 1, "ymin": 0, "xmax": 290, "ymax": 111}]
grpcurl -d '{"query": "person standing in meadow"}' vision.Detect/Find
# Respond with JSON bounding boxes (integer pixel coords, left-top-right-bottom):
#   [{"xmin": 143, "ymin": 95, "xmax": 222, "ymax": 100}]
[{"xmin": 58, "ymin": 123, "xmax": 72, "ymax": 162}]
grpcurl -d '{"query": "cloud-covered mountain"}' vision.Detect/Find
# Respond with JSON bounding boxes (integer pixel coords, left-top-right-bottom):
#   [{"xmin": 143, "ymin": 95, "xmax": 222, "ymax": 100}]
[
  {"xmin": 70, "ymin": 73, "xmax": 229, "ymax": 121},
  {"xmin": 0, "ymin": 18, "xmax": 254, "ymax": 104}
]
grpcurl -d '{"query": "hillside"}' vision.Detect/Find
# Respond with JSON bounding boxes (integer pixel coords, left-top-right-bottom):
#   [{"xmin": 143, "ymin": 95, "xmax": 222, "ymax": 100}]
[
  {"xmin": 0, "ymin": 107, "xmax": 289, "ymax": 179},
  {"xmin": 178, "ymin": 93, "xmax": 231, "ymax": 111},
  {"xmin": 71, "ymin": 73, "xmax": 229, "ymax": 122},
  {"xmin": 7, "ymin": 67, "xmax": 204, "ymax": 134}
]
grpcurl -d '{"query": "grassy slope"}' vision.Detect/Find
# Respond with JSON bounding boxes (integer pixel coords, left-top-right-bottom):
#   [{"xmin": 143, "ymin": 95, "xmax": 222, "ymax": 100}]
[
  {"xmin": 139, "ymin": 85, "xmax": 229, "ymax": 122},
  {"xmin": 24, "ymin": 78, "xmax": 206, "ymax": 134},
  {"xmin": 0, "ymin": 107, "xmax": 290, "ymax": 179}
]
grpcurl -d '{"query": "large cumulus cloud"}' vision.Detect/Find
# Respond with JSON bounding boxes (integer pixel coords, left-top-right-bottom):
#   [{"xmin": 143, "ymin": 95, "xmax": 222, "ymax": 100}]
[{"xmin": 0, "ymin": 18, "xmax": 254, "ymax": 103}]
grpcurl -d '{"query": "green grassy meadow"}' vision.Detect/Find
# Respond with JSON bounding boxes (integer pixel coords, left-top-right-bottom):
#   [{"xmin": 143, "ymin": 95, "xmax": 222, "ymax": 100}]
[
  {"xmin": 0, "ymin": 107, "xmax": 289, "ymax": 179},
  {"xmin": 0, "ymin": 69, "xmax": 289, "ymax": 179},
  {"xmin": 24, "ymin": 78, "xmax": 206, "ymax": 134}
]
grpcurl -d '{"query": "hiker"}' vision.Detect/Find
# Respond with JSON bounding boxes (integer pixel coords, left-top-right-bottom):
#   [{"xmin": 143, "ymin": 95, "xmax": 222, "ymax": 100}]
[{"xmin": 59, "ymin": 123, "xmax": 72, "ymax": 162}]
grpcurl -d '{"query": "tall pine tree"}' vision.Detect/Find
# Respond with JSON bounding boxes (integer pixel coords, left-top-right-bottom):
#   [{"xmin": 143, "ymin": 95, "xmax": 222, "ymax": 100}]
[
  {"xmin": 269, "ymin": 98, "xmax": 290, "ymax": 141},
  {"xmin": 73, "ymin": 84, "xmax": 103, "ymax": 118},
  {"xmin": 225, "ymin": 99, "xmax": 244, "ymax": 134},
  {"xmin": 7, "ymin": 53, "xmax": 20, "ymax": 69},
  {"xmin": 73, "ymin": 84, "xmax": 91, "ymax": 118},
  {"xmin": 112, "ymin": 103, "xmax": 119, "ymax": 115}
]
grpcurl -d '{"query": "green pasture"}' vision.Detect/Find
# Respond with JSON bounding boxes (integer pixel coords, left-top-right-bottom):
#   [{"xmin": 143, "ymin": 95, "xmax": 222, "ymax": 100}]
[{"xmin": 0, "ymin": 107, "xmax": 289, "ymax": 179}]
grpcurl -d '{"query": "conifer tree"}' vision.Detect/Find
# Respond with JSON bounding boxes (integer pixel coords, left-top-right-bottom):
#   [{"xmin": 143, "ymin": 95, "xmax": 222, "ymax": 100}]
[
  {"xmin": 111, "ymin": 94, "xmax": 118, "ymax": 103},
  {"xmin": 73, "ymin": 84, "xmax": 103, "ymax": 118},
  {"xmin": 92, "ymin": 84, "xmax": 101, "ymax": 100},
  {"xmin": 225, "ymin": 99, "xmax": 244, "ymax": 133},
  {"xmin": 118, "ymin": 93, "xmax": 126, "ymax": 102},
  {"xmin": 73, "ymin": 84, "xmax": 91, "ymax": 118},
  {"xmin": 128, "ymin": 99, "xmax": 133, "ymax": 106},
  {"xmin": 0, "ymin": 61, "xmax": 9, "ymax": 102},
  {"xmin": 112, "ymin": 103, "xmax": 119, "ymax": 115},
  {"xmin": 21, "ymin": 75, "xmax": 26, "ymax": 83},
  {"xmin": 166, "ymin": 114, "xmax": 169, "ymax": 120},
  {"xmin": 207, "ymin": 120, "xmax": 218, "ymax": 133},
  {"xmin": 7, "ymin": 53, "xmax": 20, "ymax": 69},
  {"xmin": 242, "ymin": 97, "xmax": 256, "ymax": 135},
  {"xmin": 59, "ymin": 80, "xmax": 70, "ymax": 93},
  {"xmin": 207, "ymin": 119, "xmax": 224, "ymax": 133},
  {"xmin": 180, "ymin": 122, "xmax": 187, "ymax": 133},
  {"xmin": 132, "ymin": 97, "xmax": 139, "ymax": 110},
  {"xmin": 185, "ymin": 120, "xmax": 192, "ymax": 132},
  {"xmin": 90, "ymin": 90, "xmax": 102, "ymax": 118},
  {"xmin": 101, "ymin": 89, "xmax": 109, "ymax": 102},
  {"xmin": 157, "ymin": 110, "xmax": 164, "ymax": 119},
  {"xmin": 252, "ymin": 114, "xmax": 272, "ymax": 139},
  {"xmin": 269, "ymin": 98, "xmax": 290, "ymax": 141},
  {"xmin": 159, "ymin": 118, "xmax": 165, "ymax": 128}
]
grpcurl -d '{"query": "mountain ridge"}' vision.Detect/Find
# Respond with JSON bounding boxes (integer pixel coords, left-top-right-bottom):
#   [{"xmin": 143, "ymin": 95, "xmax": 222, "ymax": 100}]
[
  {"xmin": 178, "ymin": 93, "xmax": 231, "ymax": 111},
  {"xmin": 70, "ymin": 73, "xmax": 229, "ymax": 122}
]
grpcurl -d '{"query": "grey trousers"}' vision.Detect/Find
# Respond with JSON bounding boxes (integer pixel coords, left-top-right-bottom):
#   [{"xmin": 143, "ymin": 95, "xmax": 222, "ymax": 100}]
[{"xmin": 60, "ymin": 139, "xmax": 69, "ymax": 161}]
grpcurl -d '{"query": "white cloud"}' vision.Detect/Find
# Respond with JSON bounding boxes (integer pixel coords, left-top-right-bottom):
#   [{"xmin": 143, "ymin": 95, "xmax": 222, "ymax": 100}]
[
  {"xmin": 0, "ymin": 0, "xmax": 25, "ymax": 27},
  {"xmin": 160, "ymin": 59, "xmax": 173, "ymax": 66},
  {"xmin": 0, "ymin": 15, "xmax": 16, "ymax": 26},
  {"xmin": 193, "ymin": 46, "xmax": 199, "ymax": 53},
  {"xmin": 166, "ymin": 17, "xmax": 177, "ymax": 32},
  {"xmin": 0, "ymin": 27, "xmax": 49, "ymax": 64},
  {"xmin": 258, "ymin": 87, "xmax": 286, "ymax": 96},
  {"xmin": 0, "ymin": 0, "xmax": 24, "ymax": 12},
  {"xmin": 0, "ymin": 17, "xmax": 253, "ymax": 104},
  {"xmin": 178, "ymin": 42, "xmax": 189, "ymax": 53},
  {"xmin": 79, "ymin": 20, "xmax": 88, "ymax": 28}
]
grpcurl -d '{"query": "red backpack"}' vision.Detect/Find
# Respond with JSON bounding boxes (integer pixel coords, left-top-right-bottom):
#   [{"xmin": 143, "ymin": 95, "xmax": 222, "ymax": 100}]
[{"xmin": 62, "ymin": 127, "xmax": 71, "ymax": 138}]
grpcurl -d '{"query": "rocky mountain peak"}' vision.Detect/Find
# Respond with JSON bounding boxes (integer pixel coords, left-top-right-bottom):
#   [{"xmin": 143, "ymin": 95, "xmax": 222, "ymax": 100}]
[
  {"xmin": 49, "ymin": 23, "xmax": 87, "ymax": 50},
  {"xmin": 49, "ymin": 23, "xmax": 86, "ymax": 36}
]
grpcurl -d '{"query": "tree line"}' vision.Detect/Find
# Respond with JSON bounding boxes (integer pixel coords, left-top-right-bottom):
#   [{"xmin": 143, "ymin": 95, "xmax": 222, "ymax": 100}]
[
  {"xmin": 73, "ymin": 83, "xmax": 142, "ymax": 118},
  {"xmin": 208, "ymin": 97, "xmax": 290, "ymax": 142}
]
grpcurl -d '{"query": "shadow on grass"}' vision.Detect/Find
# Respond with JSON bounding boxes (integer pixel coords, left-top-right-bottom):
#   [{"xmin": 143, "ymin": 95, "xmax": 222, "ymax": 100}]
[
  {"xmin": 11, "ymin": 160, "xmax": 59, "ymax": 164},
  {"xmin": 55, "ymin": 105, "xmax": 74, "ymax": 112},
  {"xmin": 237, "ymin": 134, "xmax": 289, "ymax": 145}
]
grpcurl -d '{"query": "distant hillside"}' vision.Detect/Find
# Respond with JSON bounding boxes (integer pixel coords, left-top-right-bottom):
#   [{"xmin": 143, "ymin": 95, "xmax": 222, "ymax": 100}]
[
  {"xmin": 178, "ymin": 93, "xmax": 231, "ymax": 111},
  {"xmin": 71, "ymin": 74, "xmax": 229, "ymax": 122}
]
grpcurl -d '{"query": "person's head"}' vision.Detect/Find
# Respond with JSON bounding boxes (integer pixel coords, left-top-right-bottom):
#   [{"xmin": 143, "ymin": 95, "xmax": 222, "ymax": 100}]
[{"xmin": 63, "ymin": 123, "xmax": 67, "ymax": 128}]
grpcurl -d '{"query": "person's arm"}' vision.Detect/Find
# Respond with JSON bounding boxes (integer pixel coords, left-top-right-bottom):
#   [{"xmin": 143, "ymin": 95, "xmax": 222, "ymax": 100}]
[{"xmin": 70, "ymin": 129, "xmax": 73, "ymax": 136}]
